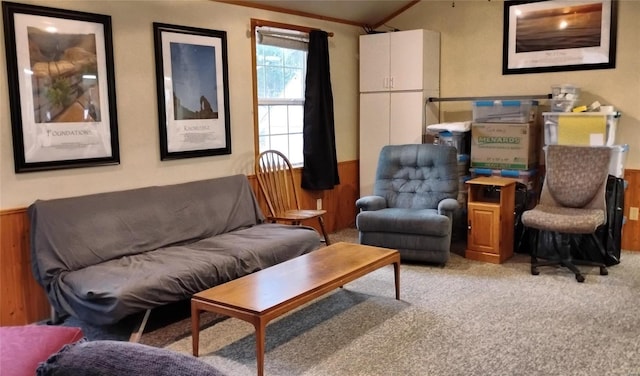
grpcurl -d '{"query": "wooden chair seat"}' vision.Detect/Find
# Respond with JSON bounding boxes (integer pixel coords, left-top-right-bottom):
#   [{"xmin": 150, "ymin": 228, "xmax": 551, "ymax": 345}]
[{"xmin": 269, "ymin": 209, "xmax": 327, "ymax": 222}]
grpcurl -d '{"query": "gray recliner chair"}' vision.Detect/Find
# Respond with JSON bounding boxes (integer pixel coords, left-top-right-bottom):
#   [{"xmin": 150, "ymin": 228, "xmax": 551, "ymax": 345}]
[{"xmin": 356, "ymin": 144, "xmax": 459, "ymax": 265}]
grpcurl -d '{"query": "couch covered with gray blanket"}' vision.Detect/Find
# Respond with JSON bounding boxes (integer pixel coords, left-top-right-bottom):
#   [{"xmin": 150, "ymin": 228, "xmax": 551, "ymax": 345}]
[{"xmin": 29, "ymin": 174, "xmax": 321, "ymax": 325}]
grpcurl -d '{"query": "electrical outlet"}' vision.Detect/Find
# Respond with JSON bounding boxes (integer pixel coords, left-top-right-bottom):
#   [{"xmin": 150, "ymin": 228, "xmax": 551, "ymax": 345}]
[
  {"xmin": 630, "ymin": 207, "xmax": 639, "ymax": 221},
  {"xmin": 316, "ymin": 198, "xmax": 322, "ymax": 210}
]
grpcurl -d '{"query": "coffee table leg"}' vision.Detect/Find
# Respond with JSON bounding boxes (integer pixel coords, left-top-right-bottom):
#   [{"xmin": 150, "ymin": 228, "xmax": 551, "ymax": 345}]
[
  {"xmin": 191, "ymin": 301, "xmax": 200, "ymax": 357},
  {"xmin": 393, "ymin": 260, "xmax": 400, "ymax": 300},
  {"xmin": 254, "ymin": 319, "xmax": 266, "ymax": 376}
]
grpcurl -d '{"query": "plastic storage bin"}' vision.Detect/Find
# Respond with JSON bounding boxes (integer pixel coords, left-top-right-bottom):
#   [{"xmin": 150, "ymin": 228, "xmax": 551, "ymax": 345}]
[
  {"xmin": 458, "ymin": 175, "xmax": 471, "ymax": 205},
  {"xmin": 609, "ymin": 144, "xmax": 629, "ymax": 178},
  {"xmin": 457, "ymin": 153, "xmax": 470, "ymax": 176},
  {"xmin": 435, "ymin": 130, "xmax": 471, "ymax": 155},
  {"xmin": 542, "ymin": 112, "xmax": 620, "ymax": 146},
  {"xmin": 551, "ymin": 84, "xmax": 580, "ymax": 100},
  {"xmin": 549, "ymin": 99, "xmax": 577, "ymax": 112},
  {"xmin": 472, "ymin": 100, "xmax": 538, "ymax": 123},
  {"xmin": 549, "ymin": 84, "xmax": 580, "ymax": 112}
]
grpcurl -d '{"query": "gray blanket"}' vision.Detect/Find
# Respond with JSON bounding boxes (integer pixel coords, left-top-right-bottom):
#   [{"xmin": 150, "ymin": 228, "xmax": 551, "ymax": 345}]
[{"xmin": 29, "ymin": 174, "xmax": 321, "ymax": 325}]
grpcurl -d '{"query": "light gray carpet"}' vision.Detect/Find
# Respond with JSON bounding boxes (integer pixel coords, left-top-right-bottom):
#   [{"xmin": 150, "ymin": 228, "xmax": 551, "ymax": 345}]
[{"xmin": 161, "ymin": 228, "xmax": 640, "ymax": 376}]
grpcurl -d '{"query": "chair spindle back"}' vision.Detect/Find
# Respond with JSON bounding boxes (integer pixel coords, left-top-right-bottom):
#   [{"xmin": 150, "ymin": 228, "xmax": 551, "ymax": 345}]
[{"xmin": 255, "ymin": 150, "xmax": 301, "ymax": 216}]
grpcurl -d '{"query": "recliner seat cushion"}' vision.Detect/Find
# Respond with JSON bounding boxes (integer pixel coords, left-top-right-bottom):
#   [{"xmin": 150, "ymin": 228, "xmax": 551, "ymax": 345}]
[{"xmin": 356, "ymin": 208, "xmax": 450, "ymax": 237}]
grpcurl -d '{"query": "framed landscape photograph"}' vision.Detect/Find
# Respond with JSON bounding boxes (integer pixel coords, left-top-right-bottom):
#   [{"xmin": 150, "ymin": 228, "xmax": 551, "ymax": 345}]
[
  {"xmin": 2, "ymin": 2, "xmax": 119, "ymax": 172},
  {"xmin": 153, "ymin": 22, "xmax": 231, "ymax": 160},
  {"xmin": 503, "ymin": 0, "xmax": 617, "ymax": 74}
]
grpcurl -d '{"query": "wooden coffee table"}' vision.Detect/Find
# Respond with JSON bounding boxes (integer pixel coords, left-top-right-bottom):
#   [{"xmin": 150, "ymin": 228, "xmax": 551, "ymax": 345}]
[{"xmin": 191, "ymin": 242, "xmax": 400, "ymax": 376}]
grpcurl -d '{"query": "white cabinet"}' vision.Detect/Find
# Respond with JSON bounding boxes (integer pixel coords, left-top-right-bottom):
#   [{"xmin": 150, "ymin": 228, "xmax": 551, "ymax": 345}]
[
  {"xmin": 359, "ymin": 92, "xmax": 428, "ymax": 196},
  {"xmin": 359, "ymin": 93, "xmax": 390, "ymax": 198},
  {"xmin": 359, "ymin": 30, "xmax": 440, "ymax": 196},
  {"xmin": 359, "ymin": 29, "xmax": 440, "ymax": 93}
]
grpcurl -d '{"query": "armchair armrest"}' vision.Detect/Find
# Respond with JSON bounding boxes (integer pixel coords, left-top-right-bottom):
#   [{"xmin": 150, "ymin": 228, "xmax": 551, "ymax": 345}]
[
  {"xmin": 438, "ymin": 198, "xmax": 459, "ymax": 216},
  {"xmin": 356, "ymin": 196, "xmax": 387, "ymax": 211}
]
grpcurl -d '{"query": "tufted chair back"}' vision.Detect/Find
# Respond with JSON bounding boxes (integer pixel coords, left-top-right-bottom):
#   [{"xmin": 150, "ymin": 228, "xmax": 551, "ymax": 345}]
[{"xmin": 373, "ymin": 144, "xmax": 459, "ymax": 209}]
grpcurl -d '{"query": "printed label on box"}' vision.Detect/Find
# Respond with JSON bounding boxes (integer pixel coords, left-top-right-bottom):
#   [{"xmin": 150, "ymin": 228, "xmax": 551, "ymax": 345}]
[{"xmin": 471, "ymin": 122, "xmax": 537, "ymax": 170}]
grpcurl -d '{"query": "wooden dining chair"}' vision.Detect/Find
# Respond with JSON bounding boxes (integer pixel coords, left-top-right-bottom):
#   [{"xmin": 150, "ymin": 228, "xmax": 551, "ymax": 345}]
[{"xmin": 255, "ymin": 150, "xmax": 330, "ymax": 245}]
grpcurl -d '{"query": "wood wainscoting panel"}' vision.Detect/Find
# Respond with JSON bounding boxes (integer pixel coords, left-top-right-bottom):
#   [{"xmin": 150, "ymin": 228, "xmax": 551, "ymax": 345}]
[
  {"xmin": 327, "ymin": 160, "xmax": 359, "ymax": 230},
  {"xmin": 0, "ymin": 208, "xmax": 50, "ymax": 326},
  {"xmin": 622, "ymin": 169, "xmax": 639, "ymax": 252},
  {"xmin": 249, "ymin": 160, "xmax": 359, "ymax": 234}
]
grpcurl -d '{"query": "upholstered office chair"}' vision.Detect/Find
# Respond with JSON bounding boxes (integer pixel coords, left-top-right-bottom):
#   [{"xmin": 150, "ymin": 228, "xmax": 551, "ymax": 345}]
[
  {"xmin": 255, "ymin": 150, "xmax": 330, "ymax": 244},
  {"xmin": 521, "ymin": 145, "xmax": 611, "ymax": 282},
  {"xmin": 356, "ymin": 144, "xmax": 459, "ymax": 265}
]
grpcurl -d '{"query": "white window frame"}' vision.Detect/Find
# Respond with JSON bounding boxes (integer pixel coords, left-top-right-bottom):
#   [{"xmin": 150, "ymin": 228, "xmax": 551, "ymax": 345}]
[{"xmin": 252, "ymin": 20, "xmax": 309, "ymax": 166}]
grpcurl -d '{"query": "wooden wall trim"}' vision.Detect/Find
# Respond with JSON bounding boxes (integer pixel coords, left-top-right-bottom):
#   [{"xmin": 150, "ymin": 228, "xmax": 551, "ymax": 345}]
[
  {"xmin": 622, "ymin": 169, "xmax": 640, "ymax": 252},
  {"xmin": 0, "ymin": 161, "xmax": 359, "ymax": 326},
  {"xmin": 0, "ymin": 208, "xmax": 49, "ymax": 326}
]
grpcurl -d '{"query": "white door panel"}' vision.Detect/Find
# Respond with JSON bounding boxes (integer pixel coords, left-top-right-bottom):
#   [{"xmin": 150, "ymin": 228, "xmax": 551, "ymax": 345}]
[
  {"xmin": 359, "ymin": 93, "xmax": 390, "ymax": 196},
  {"xmin": 390, "ymin": 30, "xmax": 423, "ymax": 92},
  {"xmin": 389, "ymin": 92, "xmax": 424, "ymax": 145},
  {"xmin": 359, "ymin": 33, "xmax": 390, "ymax": 93}
]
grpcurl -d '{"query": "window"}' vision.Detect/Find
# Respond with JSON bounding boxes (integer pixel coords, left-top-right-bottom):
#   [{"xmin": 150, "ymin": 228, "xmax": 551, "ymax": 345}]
[{"xmin": 254, "ymin": 23, "xmax": 308, "ymax": 165}]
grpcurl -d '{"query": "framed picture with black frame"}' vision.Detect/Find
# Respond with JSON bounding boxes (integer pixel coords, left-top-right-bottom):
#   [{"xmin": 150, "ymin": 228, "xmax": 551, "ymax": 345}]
[
  {"xmin": 503, "ymin": 0, "xmax": 617, "ymax": 75},
  {"xmin": 2, "ymin": 2, "xmax": 119, "ymax": 173},
  {"xmin": 153, "ymin": 22, "xmax": 231, "ymax": 160}
]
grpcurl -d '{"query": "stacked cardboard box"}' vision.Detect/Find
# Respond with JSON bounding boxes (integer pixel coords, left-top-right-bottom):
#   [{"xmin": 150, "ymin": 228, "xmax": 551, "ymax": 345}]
[
  {"xmin": 470, "ymin": 100, "xmax": 541, "ymax": 197},
  {"xmin": 470, "ymin": 121, "xmax": 538, "ymax": 170}
]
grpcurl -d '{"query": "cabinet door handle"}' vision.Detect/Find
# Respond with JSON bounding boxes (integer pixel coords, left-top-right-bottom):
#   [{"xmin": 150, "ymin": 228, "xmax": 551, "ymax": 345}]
[
  {"xmin": 389, "ymin": 76, "xmax": 394, "ymax": 88},
  {"xmin": 383, "ymin": 77, "xmax": 389, "ymax": 88},
  {"xmin": 468, "ymin": 220, "xmax": 472, "ymax": 231}
]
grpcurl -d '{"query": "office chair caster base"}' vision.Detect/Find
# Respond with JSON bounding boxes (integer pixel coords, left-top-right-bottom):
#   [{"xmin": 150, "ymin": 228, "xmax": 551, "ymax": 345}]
[
  {"xmin": 575, "ymin": 274, "xmax": 585, "ymax": 283},
  {"xmin": 600, "ymin": 266, "xmax": 608, "ymax": 276},
  {"xmin": 531, "ymin": 266, "xmax": 540, "ymax": 276}
]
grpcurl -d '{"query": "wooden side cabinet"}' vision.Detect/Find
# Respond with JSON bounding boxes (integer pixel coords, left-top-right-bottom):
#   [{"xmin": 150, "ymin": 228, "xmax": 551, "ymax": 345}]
[{"xmin": 465, "ymin": 177, "xmax": 516, "ymax": 264}]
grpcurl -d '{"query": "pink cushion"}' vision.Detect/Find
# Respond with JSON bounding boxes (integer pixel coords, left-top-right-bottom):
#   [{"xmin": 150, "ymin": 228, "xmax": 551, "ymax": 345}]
[{"xmin": 0, "ymin": 325, "xmax": 84, "ymax": 376}]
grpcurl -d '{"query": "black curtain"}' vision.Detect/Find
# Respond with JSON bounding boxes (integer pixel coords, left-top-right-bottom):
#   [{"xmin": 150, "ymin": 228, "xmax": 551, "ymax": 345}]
[{"xmin": 302, "ymin": 30, "xmax": 340, "ymax": 190}]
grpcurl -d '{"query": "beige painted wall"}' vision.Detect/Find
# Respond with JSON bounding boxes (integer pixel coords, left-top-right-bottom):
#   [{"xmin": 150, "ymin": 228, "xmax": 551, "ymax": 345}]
[
  {"xmin": 390, "ymin": 0, "xmax": 639, "ymax": 168},
  {"xmin": 2, "ymin": 0, "xmax": 638, "ymax": 210},
  {"xmin": 0, "ymin": 0, "xmax": 360, "ymax": 209}
]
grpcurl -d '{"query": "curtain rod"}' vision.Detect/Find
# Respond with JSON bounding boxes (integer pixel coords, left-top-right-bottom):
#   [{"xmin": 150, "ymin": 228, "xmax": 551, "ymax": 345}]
[
  {"xmin": 252, "ymin": 19, "xmax": 334, "ymax": 37},
  {"xmin": 428, "ymin": 94, "xmax": 551, "ymax": 102}
]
